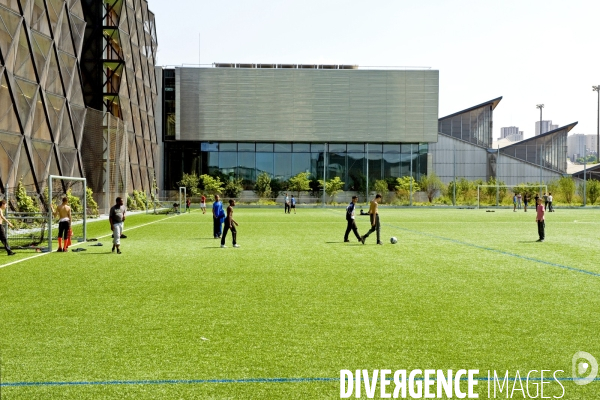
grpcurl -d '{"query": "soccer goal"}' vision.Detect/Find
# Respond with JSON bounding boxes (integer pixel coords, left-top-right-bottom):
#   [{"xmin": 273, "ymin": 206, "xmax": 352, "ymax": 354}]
[
  {"xmin": 47, "ymin": 175, "xmax": 87, "ymax": 251},
  {"xmin": 2, "ymin": 212, "xmax": 48, "ymax": 251},
  {"xmin": 178, "ymin": 187, "xmax": 186, "ymax": 214},
  {"xmin": 477, "ymin": 184, "xmax": 547, "ymax": 209}
]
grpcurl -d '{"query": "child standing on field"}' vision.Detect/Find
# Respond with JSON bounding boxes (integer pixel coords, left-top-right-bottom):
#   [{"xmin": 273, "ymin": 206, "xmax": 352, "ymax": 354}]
[{"xmin": 536, "ymin": 197, "xmax": 545, "ymax": 242}]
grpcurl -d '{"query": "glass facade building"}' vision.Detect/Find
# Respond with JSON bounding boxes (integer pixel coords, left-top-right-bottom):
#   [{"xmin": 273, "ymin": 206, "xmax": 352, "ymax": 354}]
[
  {"xmin": 500, "ymin": 123, "xmax": 571, "ymax": 173},
  {"xmin": 438, "ymin": 97, "xmax": 501, "ymax": 148},
  {"xmin": 162, "ymin": 65, "xmax": 438, "ymax": 190},
  {"xmin": 164, "ymin": 141, "xmax": 428, "ymax": 190}
]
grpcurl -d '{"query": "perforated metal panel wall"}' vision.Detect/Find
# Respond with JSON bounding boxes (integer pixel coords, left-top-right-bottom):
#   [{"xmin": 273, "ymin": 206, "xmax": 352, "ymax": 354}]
[{"xmin": 176, "ymin": 68, "xmax": 439, "ymax": 143}]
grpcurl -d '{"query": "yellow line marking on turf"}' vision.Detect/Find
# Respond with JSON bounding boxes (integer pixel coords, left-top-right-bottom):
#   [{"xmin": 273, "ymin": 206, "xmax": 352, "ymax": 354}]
[{"xmin": 0, "ymin": 213, "xmax": 182, "ymax": 270}]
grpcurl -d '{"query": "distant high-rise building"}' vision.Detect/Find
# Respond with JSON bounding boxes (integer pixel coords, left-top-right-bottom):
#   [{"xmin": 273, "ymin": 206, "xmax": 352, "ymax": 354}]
[
  {"xmin": 500, "ymin": 126, "xmax": 523, "ymax": 141},
  {"xmin": 567, "ymin": 134, "xmax": 597, "ymax": 161},
  {"xmin": 535, "ymin": 120, "xmax": 558, "ymax": 136}
]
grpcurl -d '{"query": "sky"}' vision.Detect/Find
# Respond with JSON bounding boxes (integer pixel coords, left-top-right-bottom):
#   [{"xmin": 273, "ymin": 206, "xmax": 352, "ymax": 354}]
[{"xmin": 149, "ymin": 0, "xmax": 600, "ymax": 140}]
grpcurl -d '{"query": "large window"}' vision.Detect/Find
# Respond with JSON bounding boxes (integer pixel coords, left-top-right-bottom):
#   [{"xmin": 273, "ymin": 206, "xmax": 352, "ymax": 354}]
[
  {"xmin": 256, "ymin": 152, "xmax": 274, "ymax": 177},
  {"xmin": 164, "ymin": 141, "xmax": 428, "ymax": 189}
]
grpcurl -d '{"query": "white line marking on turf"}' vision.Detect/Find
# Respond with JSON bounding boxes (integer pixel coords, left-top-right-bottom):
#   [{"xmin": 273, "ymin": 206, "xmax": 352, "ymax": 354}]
[{"xmin": 0, "ymin": 213, "xmax": 183, "ymax": 270}]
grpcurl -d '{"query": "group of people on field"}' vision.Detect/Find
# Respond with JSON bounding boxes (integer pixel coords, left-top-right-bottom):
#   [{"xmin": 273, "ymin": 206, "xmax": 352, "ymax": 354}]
[
  {"xmin": 1, "ymin": 187, "xmax": 552, "ymax": 257},
  {"xmin": 345, "ymin": 194, "xmax": 383, "ymax": 245},
  {"xmin": 512, "ymin": 192, "xmax": 554, "ymax": 213},
  {"xmin": 211, "ymin": 195, "xmax": 239, "ymax": 248}
]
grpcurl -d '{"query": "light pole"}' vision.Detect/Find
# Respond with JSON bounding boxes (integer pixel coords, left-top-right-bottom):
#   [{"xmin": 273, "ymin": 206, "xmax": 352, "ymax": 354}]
[
  {"xmin": 583, "ymin": 145, "xmax": 587, "ymax": 206},
  {"xmin": 536, "ymin": 104, "xmax": 544, "ymax": 135},
  {"xmin": 593, "ymin": 86, "xmax": 600, "ymax": 161},
  {"xmin": 536, "ymin": 104, "xmax": 544, "ymax": 195}
]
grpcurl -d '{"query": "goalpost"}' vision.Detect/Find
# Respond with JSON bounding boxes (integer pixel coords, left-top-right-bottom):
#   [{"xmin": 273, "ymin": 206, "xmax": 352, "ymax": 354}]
[
  {"xmin": 477, "ymin": 184, "xmax": 548, "ymax": 209},
  {"xmin": 179, "ymin": 187, "xmax": 186, "ymax": 214},
  {"xmin": 47, "ymin": 175, "xmax": 87, "ymax": 251}
]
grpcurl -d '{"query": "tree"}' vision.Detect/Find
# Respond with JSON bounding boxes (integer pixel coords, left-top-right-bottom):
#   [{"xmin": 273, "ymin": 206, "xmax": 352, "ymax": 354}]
[
  {"xmin": 319, "ymin": 177, "xmax": 344, "ymax": 203},
  {"xmin": 483, "ymin": 177, "xmax": 507, "ymax": 203},
  {"xmin": 177, "ymin": 173, "xmax": 201, "ymax": 197},
  {"xmin": 373, "ymin": 180, "xmax": 389, "ymax": 202},
  {"xmin": 287, "ymin": 172, "xmax": 311, "ymax": 198},
  {"xmin": 558, "ymin": 176, "xmax": 576, "ymax": 204},
  {"xmin": 309, "ymin": 176, "xmax": 323, "ymax": 198},
  {"xmin": 395, "ymin": 176, "xmax": 420, "ymax": 201},
  {"xmin": 420, "ymin": 173, "xmax": 445, "ymax": 203},
  {"xmin": 587, "ymin": 179, "xmax": 600, "ymax": 205},
  {"xmin": 254, "ymin": 172, "xmax": 272, "ymax": 199},
  {"xmin": 15, "ymin": 179, "xmax": 39, "ymax": 213},
  {"xmin": 199, "ymin": 174, "xmax": 223, "ymax": 196},
  {"xmin": 86, "ymin": 187, "xmax": 99, "ymax": 217},
  {"xmin": 270, "ymin": 179, "xmax": 287, "ymax": 199},
  {"xmin": 223, "ymin": 178, "xmax": 244, "ymax": 199},
  {"xmin": 66, "ymin": 188, "xmax": 83, "ymax": 213}
]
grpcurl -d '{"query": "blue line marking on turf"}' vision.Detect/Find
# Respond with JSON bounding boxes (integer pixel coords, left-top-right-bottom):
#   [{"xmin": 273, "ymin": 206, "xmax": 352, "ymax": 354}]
[
  {"xmin": 327, "ymin": 208, "xmax": 600, "ymax": 278},
  {"xmin": 2, "ymin": 376, "xmax": 599, "ymax": 387},
  {"xmin": 1, "ymin": 377, "xmax": 337, "ymax": 387},
  {"xmin": 384, "ymin": 223, "xmax": 600, "ymax": 278}
]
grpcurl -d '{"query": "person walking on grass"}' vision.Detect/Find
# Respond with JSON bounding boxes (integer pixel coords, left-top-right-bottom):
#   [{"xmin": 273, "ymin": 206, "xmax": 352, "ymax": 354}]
[
  {"xmin": 536, "ymin": 197, "xmax": 545, "ymax": 242},
  {"xmin": 284, "ymin": 193, "xmax": 290, "ymax": 214},
  {"xmin": 523, "ymin": 193, "xmax": 529, "ymax": 212},
  {"xmin": 290, "ymin": 195, "xmax": 296, "ymax": 214},
  {"xmin": 53, "ymin": 197, "xmax": 71, "ymax": 252},
  {"xmin": 221, "ymin": 199, "xmax": 240, "ymax": 248},
  {"xmin": 0, "ymin": 200, "xmax": 15, "ymax": 256},
  {"xmin": 517, "ymin": 193, "xmax": 522, "ymax": 209},
  {"xmin": 212, "ymin": 195, "xmax": 224, "ymax": 238},
  {"xmin": 109, "ymin": 197, "xmax": 126, "ymax": 254},
  {"xmin": 186, "ymin": 197, "xmax": 191, "ymax": 213},
  {"xmin": 200, "ymin": 195, "xmax": 206, "ymax": 214},
  {"xmin": 547, "ymin": 192, "xmax": 554, "ymax": 212},
  {"xmin": 344, "ymin": 195, "xmax": 363, "ymax": 243},
  {"xmin": 513, "ymin": 194, "xmax": 517, "ymax": 212},
  {"xmin": 361, "ymin": 194, "xmax": 383, "ymax": 245}
]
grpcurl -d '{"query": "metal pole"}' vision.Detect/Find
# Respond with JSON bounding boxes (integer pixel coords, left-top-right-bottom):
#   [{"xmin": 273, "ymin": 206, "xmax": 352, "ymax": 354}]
[
  {"xmin": 453, "ymin": 144, "xmax": 456, "ymax": 206},
  {"xmin": 48, "ymin": 178, "xmax": 52, "ymax": 251},
  {"xmin": 539, "ymin": 144, "xmax": 543, "ymax": 194},
  {"xmin": 409, "ymin": 146, "xmax": 413, "ymax": 207},
  {"xmin": 583, "ymin": 145, "xmax": 587, "ymax": 206},
  {"xmin": 83, "ymin": 180, "xmax": 87, "ymax": 241},
  {"xmin": 322, "ymin": 144, "xmax": 327, "ymax": 207},
  {"xmin": 496, "ymin": 146, "xmax": 500, "ymax": 207},
  {"xmin": 365, "ymin": 144, "xmax": 369, "ymax": 204},
  {"xmin": 594, "ymin": 86, "xmax": 600, "ymax": 160}
]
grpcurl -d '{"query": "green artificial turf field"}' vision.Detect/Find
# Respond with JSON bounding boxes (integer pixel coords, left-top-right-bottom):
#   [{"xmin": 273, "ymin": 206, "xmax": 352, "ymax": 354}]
[{"xmin": 1, "ymin": 207, "xmax": 599, "ymax": 399}]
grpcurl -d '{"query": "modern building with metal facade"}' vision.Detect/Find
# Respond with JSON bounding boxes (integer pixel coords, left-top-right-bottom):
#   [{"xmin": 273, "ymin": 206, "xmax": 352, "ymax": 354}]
[
  {"xmin": 0, "ymin": 0, "xmax": 87, "ymax": 197},
  {"xmin": 162, "ymin": 65, "xmax": 439, "ymax": 191},
  {"xmin": 81, "ymin": 0, "xmax": 159, "ymax": 194},
  {"xmin": 432, "ymin": 98, "xmax": 573, "ymax": 186},
  {"xmin": 0, "ymin": 0, "xmax": 158, "ymax": 208}
]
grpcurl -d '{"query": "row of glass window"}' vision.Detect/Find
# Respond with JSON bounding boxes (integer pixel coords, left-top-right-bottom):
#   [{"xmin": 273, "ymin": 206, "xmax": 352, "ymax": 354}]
[
  {"xmin": 164, "ymin": 142, "xmax": 428, "ymax": 190},
  {"xmin": 201, "ymin": 142, "xmax": 425, "ymax": 153}
]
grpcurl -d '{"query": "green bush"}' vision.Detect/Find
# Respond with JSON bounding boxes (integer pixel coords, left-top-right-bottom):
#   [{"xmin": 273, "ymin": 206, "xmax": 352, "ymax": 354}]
[
  {"xmin": 15, "ymin": 179, "xmax": 39, "ymax": 213},
  {"xmin": 86, "ymin": 187, "xmax": 99, "ymax": 217}
]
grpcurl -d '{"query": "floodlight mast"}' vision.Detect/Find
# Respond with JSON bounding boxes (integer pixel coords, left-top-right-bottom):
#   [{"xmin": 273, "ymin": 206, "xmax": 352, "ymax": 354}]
[
  {"xmin": 593, "ymin": 86, "xmax": 600, "ymax": 160},
  {"xmin": 536, "ymin": 104, "xmax": 544, "ymax": 135},
  {"xmin": 583, "ymin": 145, "xmax": 587, "ymax": 206}
]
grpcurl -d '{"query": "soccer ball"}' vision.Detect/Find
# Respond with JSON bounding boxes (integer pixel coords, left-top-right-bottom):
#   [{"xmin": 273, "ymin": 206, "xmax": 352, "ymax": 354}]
[{"xmin": 390, "ymin": 237, "xmax": 398, "ymax": 244}]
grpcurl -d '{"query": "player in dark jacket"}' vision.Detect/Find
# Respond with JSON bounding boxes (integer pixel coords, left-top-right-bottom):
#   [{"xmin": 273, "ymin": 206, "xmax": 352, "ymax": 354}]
[{"xmin": 344, "ymin": 196, "xmax": 363, "ymax": 243}]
